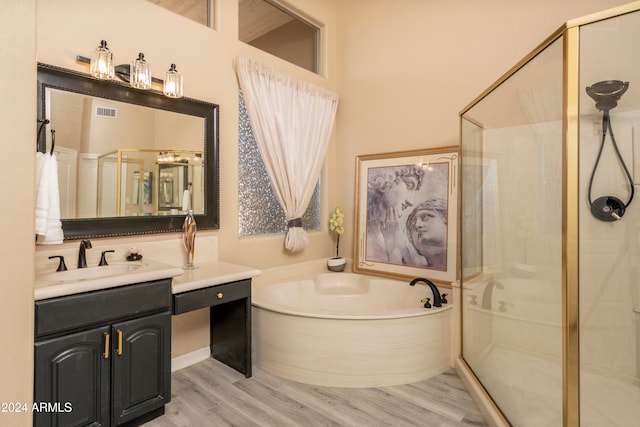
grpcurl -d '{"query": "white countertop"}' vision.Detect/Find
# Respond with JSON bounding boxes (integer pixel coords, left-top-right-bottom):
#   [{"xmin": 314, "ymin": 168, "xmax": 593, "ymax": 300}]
[
  {"xmin": 172, "ymin": 261, "xmax": 262, "ymax": 294},
  {"xmin": 35, "ymin": 259, "xmax": 261, "ymax": 301},
  {"xmin": 35, "ymin": 259, "xmax": 184, "ymax": 301}
]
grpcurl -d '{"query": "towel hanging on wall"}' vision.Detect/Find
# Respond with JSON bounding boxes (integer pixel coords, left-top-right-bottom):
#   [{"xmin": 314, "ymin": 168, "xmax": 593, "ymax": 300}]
[{"xmin": 35, "ymin": 128, "xmax": 64, "ymax": 245}]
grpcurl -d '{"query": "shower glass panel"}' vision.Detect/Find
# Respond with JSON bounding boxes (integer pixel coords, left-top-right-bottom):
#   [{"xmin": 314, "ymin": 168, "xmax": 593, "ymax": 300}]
[
  {"xmin": 461, "ymin": 38, "xmax": 564, "ymax": 426},
  {"xmin": 460, "ymin": 4, "xmax": 640, "ymax": 426},
  {"xmin": 578, "ymin": 10, "xmax": 640, "ymax": 426}
]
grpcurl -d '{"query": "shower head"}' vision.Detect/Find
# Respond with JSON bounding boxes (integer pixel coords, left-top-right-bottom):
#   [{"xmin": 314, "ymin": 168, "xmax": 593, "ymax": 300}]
[{"xmin": 586, "ymin": 80, "xmax": 629, "ymax": 111}]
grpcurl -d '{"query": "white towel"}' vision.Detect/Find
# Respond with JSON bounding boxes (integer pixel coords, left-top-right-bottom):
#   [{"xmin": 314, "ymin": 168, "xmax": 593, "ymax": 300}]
[
  {"xmin": 182, "ymin": 189, "xmax": 190, "ymax": 212},
  {"xmin": 35, "ymin": 152, "xmax": 64, "ymax": 245},
  {"xmin": 34, "ymin": 152, "xmax": 49, "ymax": 235}
]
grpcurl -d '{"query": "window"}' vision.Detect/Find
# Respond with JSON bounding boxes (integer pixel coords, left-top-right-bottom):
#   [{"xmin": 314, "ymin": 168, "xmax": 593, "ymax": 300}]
[
  {"xmin": 145, "ymin": 0, "xmax": 321, "ymax": 74},
  {"xmin": 238, "ymin": 91, "xmax": 320, "ymax": 236},
  {"xmin": 145, "ymin": 0, "xmax": 211, "ymax": 27},
  {"xmin": 238, "ymin": 0, "xmax": 320, "ymax": 74}
]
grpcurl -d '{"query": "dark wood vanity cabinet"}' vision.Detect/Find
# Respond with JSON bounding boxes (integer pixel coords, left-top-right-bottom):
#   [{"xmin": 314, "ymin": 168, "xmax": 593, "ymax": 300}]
[
  {"xmin": 34, "ymin": 279, "xmax": 172, "ymax": 427},
  {"xmin": 34, "ymin": 326, "xmax": 110, "ymax": 426}
]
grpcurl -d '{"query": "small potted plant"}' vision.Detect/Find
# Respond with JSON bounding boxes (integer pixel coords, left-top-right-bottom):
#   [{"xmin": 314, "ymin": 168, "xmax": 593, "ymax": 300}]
[{"xmin": 328, "ymin": 206, "xmax": 346, "ymax": 272}]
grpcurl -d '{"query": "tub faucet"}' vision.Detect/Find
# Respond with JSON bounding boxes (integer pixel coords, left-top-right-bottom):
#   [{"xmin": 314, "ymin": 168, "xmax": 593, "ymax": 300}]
[
  {"xmin": 482, "ymin": 280, "xmax": 504, "ymax": 310},
  {"xmin": 409, "ymin": 277, "xmax": 442, "ymax": 307},
  {"xmin": 78, "ymin": 239, "xmax": 92, "ymax": 268}
]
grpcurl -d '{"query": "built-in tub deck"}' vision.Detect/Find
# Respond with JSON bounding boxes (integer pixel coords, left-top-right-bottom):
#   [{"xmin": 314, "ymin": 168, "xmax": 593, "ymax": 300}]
[{"xmin": 252, "ymin": 273, "xmax": 452, "ymax": 387}]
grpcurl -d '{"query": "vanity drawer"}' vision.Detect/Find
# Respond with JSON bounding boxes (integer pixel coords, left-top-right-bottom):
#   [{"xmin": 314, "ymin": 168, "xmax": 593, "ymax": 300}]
[
  {"xmin": 173, "ymin": 279, "xmax": 251, "ymax": 314},
  {"xmin": 35, "ymin": 279, "xmax": 171, "ymax": 338}
]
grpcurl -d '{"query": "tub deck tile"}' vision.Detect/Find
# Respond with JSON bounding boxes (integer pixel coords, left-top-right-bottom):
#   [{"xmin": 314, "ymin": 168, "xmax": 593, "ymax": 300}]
[{"xmin": 142, "ymin": 358, "xmax": 488, "ymax": 427}]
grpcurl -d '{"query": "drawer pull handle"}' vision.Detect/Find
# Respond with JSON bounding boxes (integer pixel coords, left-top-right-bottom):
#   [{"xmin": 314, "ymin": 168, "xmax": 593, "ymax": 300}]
[
  {"xmin": 103, "ymin": 333, "xmax": 110, "ymax": 359},
  {"xmin": 217, "ymin": 292, "xmax": 224, "ymax": 299},
  {"xmin": 117, "ymin": 330, "xmax": 123, "ymax": 356}
]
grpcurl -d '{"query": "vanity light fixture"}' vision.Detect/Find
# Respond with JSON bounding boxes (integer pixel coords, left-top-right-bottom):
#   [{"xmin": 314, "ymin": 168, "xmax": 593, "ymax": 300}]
[
  {"xmin": 130, "ymin": 53, "xmax": 152, "ymax": 90},
  {"xmin": 157, "ymin": 152, "xmax": 177, "ymax": 162},
  {"xmin": 163, "ymin": 64, "xmax": 183, "ymax": 98},
  {"xmin": 78, "ymin": 44, "xmax": 184, "ymax": 97},
  {"xmin": 89, "ymin": 40, "xmax": 114, "ymax": 80}
]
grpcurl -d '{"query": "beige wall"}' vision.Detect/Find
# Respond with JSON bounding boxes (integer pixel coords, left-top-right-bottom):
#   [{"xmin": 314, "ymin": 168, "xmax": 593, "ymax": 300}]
[
  {"xmin": 333, "ymin": 0, "xmax": 631, "ymax": 259},
  {"xmin": 2, "ymin": 0, "xmax": 635, "ymax": 422},
  {"xmin": 1, "ymin": 1, "xmax": 36, "ymax": 425}
]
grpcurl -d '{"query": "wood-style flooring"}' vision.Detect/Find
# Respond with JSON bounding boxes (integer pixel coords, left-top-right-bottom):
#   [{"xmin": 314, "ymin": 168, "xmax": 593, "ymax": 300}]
[{"xmin": 142, "ymin": 358, "xmax": 488, "ymax": 427}]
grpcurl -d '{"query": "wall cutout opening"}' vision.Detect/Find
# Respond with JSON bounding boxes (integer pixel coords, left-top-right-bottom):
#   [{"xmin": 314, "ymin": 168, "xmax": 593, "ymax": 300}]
[
  {"xmin": 145, "ymin": 0, "xmax": 212, "ymax": 27},
  {"xmin": 239, "ymin": 0, "xmax": 320, "ymax": 74}
]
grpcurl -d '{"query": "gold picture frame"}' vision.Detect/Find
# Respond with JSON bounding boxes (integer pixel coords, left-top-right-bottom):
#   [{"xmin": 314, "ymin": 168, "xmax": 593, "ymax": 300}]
[{"xmin": 354, "ymin": 146, "xmax": 459, "ymax": 285}]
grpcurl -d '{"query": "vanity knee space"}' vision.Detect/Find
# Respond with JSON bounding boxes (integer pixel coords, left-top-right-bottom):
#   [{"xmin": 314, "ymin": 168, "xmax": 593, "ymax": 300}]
[{"xmin": 172, "ymin": 278, "xmax": 253, "ymax": 378}]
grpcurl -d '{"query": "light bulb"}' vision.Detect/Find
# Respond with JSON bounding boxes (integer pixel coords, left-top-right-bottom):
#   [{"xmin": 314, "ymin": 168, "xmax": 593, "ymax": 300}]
[
  {"xmin": 163, "ymin": 63, "xmax": 183, "ymax": 98},
  {"xmin": 90, "ymin": 40, "xmax": 114, "ymax": 80},
  {"xmin": 130, "ymin": 53, "xmax": 151, "ymax": 90}
]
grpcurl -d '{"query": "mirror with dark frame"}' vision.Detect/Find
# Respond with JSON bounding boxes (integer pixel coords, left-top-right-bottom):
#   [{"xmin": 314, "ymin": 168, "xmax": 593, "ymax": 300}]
[{"xmin": 37, "ymin": 63, "xmax": 219, "ymax": 240}]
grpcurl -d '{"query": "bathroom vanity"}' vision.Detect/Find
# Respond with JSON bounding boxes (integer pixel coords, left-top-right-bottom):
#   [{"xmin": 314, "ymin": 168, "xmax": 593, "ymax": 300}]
[
  {"xmin": 34, "ymin": 279, "xmax": 172, "ymax": 426},
  {"xmin": 33, "ymin": 255, "xmax": 260, "ymax": 426}
]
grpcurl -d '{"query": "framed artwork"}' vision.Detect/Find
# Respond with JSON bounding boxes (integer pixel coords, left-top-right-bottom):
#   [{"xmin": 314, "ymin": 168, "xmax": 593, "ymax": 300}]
[{"xmin": 354, "ymin": 146, "xmax": 459, "ymax": 285}]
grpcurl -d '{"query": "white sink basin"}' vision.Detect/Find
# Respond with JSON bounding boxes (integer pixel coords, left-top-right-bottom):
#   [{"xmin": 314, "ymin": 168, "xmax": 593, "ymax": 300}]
[
  {"xmin": 38, "ymin": 263, "xmax": 141, "ymax": 283},
  {"xmin": 34, "ymin": 259, "xmax": 184, "ymax": 301}
]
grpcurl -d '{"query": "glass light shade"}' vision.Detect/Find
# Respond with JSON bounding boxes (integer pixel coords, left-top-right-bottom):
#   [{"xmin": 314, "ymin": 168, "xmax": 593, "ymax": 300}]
[
  {"xmin": 163, "ymin": 63, "xmax": 183, "ymax": 98},
  {"xmin": 130, "ymin": 53, "xmax": 151, "ymax": 90},
  {"xmin": 90, "ymin": 40, "xmax": 114, "ymax": 80}
]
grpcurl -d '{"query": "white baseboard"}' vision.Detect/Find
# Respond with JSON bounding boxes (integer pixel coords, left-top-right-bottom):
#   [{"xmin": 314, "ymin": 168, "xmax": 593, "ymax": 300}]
[{"xmin": 171, "ymin": 347, "xmax": 211, "ymax": 372}]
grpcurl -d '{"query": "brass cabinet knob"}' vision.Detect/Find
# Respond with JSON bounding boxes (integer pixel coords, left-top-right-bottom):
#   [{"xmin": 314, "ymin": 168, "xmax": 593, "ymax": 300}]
[{"xmin": 217, "ymin": 292, "xmax": 223, "ymax": 299}]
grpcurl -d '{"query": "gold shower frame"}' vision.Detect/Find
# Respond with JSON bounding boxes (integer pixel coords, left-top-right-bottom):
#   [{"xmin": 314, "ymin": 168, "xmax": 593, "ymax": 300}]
[{"xmin": 456, "ymin": 2, "xmax": 640, "ymax": 426}]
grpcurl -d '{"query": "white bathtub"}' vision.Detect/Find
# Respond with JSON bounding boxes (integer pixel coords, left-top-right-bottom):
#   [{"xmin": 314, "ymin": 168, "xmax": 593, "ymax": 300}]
[{"xmin": 252, "ymin": 273, "xmax": 452, "ymax": 387}]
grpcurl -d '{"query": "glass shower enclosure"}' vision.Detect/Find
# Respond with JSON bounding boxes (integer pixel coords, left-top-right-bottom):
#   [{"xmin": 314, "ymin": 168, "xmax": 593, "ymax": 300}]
[{"xmin": 459, "ymin": 3, "xmax": 640, "ymax": 426}]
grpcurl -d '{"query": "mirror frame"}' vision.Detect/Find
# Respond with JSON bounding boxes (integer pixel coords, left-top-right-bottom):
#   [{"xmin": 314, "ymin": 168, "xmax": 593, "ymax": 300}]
[{"xmin": 37, "ymin": 63, "xmax": 219, "ymax": 240}]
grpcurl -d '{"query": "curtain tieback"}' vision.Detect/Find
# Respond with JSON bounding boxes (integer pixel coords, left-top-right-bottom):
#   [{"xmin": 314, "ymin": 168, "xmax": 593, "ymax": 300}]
[{"xmin": 287, "ymin": 218, "xmax": 303, "ymax": 228}]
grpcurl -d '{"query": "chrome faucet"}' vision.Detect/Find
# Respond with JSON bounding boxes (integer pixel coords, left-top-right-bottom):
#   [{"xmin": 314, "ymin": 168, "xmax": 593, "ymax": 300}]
[
  {"xmin": 78, "ymin": 239, "xmax": 92, "ymax": 268},
  {"xmin": 482, "ymin": 280, "xmax": 504, "ymax": 310},
  {"xmin": 409, "ymin": 277, "xmax": 442, "ymax": 307}
]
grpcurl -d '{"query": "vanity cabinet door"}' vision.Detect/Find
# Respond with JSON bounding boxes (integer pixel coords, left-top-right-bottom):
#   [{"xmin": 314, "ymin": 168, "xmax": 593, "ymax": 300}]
[
  {"xmin": 111, "ymin": 312, "xmax": 171, "ymax": 426},
  {"xmin": 34, "ymin": 326, "xmax": 111, "ymax": 427}
]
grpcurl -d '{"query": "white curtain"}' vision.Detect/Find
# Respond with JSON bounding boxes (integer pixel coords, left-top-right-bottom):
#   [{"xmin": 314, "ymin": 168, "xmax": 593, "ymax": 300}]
[{"xmin": 235, "ymin": 57, "xmax": 339, "ymax": 252}]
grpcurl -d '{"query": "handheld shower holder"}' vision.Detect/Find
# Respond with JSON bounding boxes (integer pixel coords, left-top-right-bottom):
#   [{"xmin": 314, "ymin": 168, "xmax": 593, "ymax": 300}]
[{"xmin": 585, "ymin": 80, "xmax": 634, "ymax": 222}]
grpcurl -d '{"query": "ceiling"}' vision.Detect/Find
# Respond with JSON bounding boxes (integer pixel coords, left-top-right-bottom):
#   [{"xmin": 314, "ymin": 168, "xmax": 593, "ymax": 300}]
[
  {"xmin": 238, "ymin": 0, "xmax": 295, "ymax": 43},
  {"xmin": 145, "ymin": 0, "xmax": 209, "ymax": 26}
]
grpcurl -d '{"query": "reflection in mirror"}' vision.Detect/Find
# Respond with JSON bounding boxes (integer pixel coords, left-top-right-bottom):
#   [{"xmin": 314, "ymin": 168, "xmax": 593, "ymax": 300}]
[
  {"xmin": 96, "ymin": 150, "xmax": 203, "ymax": 217},
  {"xmin": 48, "ymin": 88, "xmax": 206, "ymax": 219},
  {"xmin": 38, "ymin": 63, "xmax": 219, "ymax": 240}
]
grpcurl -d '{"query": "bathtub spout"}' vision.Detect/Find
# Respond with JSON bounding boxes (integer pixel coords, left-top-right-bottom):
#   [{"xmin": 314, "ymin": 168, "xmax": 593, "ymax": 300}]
[
  {"xmin": 482, "ymin": 280, "xmax": 504, "ymax": 310},
  {"xmin": 409, "ymin": 278, "xmax": 442, "ymax": 307}
]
